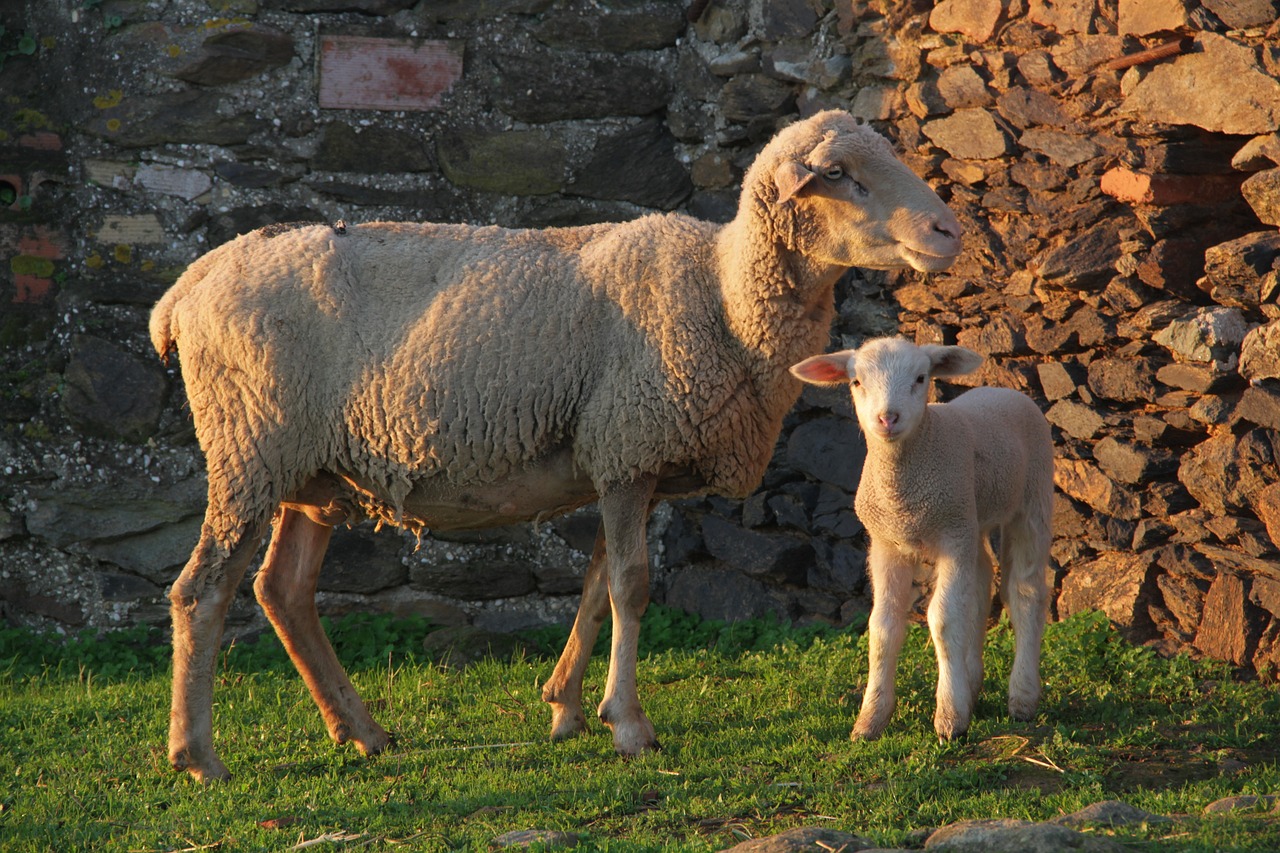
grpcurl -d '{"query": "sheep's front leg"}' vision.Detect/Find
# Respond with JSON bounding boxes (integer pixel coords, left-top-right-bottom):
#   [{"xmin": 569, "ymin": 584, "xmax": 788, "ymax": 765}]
[
  {"xmin": 542, "ymin": 527, "xmax": 610, "ymax": 740},
  {"xmin": 852, "ymin": 537, "xmax": 916, "ymax": 741},
  {"xmin": 928, "ymin": 534, "xmax": 984, "ymax": 741},
  {"xmin": 169, "ymin": 524, "xmax": 267, "ymax": 782},
  {"xmin": 596, "ymin": 475, "xmax": 659, "ymax": 755},
  {"xmin": 253, "ymin": 508, "xmax": 389, "ymax": 757}
]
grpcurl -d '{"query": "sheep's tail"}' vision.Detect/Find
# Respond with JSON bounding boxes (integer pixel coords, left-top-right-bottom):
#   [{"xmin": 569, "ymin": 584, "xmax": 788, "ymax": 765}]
[{"xmin": 150, "ymin": 251, "xmax": 217, "ymax": 363}]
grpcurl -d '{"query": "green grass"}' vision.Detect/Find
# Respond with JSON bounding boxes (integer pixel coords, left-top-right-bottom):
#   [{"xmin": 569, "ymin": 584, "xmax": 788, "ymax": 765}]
[{"xmin": 1, "ymin": 608, "xmax": 1278, "ymax": 851}]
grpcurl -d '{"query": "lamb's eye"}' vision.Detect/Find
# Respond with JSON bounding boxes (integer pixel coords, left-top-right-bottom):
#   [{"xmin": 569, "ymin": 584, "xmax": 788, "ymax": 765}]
[
  {"xmin": 851, "ymin": 378, "xmax": 861, "ymax": 388},
  {"xmin": 824, "ymin": 166, "xmax": 844, "ymax": 181},
  {"xmin": 915, "ymin": 374, "xmax": 925, "ymax": 385}
]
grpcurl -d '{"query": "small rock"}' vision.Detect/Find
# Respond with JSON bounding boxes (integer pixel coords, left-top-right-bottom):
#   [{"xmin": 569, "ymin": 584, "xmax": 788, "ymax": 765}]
[
  {"xmin": 1203, "ymin": 794, "xmax": 1278, "ymax": 814},
  {"xmin": 721, "ymin": 826, "xmax": 875, "ymax": 853},
  {"xmin": 1178, "ymin": 429, "xmax": 1277, "ymax": 516},
  {"xmin": 171, "ymin": 25, "xmax": 295, "ymax": 86},
  {"xmin": 1118, "ymin": 0, "xmax": 1194, "ymax": 34},
  {"xmin": 786, "ymin": 416, "xmax": 864, "ymax": 492},
  {"xmin": 922, "ymin": 109, "xmax": 1010, "ymax": 160},
  {"xmin": 1057, "ymin": 551, "xmax": 1157, "ymax": 634},
  {"xmin": 928, "ymin": 0, "xmax": 1004, "ymax": 42},
  {"xmin": 1036, "ymin": 362, "xmax": 1078, "ymax": 401},
  {"xmin": 1094, "ymin": 436, "xmax": 1177, "ymax": 484},
  {"xmin": 1054, "ymin": 458, "xmax": 1142, "ymax": 520},
  {"xmin": 314, "ymin": 122, "xmax": 435, "ymax": 173},
  {"xmin": 1020, "ymin": 128, "xmax": 1101, "ymax": 168},
  {"xmin": 1242, "ymin": 168, "xmax": 1280, "ymax": 227},
  {"xmin": 925, "ymin": 817, "xmax": 1129, "ymax": 851},
  {"xmin": 567, "ymin": 120, "xmax": 692, "ymax": 210},
  {"xmin": 1233, "ymin": 133, "xmax": 1280, "ymax": 171},
  {"xmin": 61, "ymin": 335, "xmax": 169, "ymax": 443},
  {"xmin": 701, "ymin": 515, "xmax": 813, "ymax": 583},
  {"xmin": 1155, "ymin": 362, "xmax": 1244, "ymax": 395},
  {"xmin": 1046, "ymin": 400, "xmax": 1104, "ymax": 440},
  {"xmin": 1153, "ymin": 307, "xmax": 1248, "ymax": 364},
  {"xmin": 1194, "ymin": 572, "xmax": 1265, "ymax": 667},
  {"xmin": 937, "ymin": 65, "xmax": 993, "ymax": 109},
  {"xmin": 1237, "ymin": 384, "xmax": 1280, "ymax": 431},
  {"xmin": 1087, "ymin": 357, "xmax": 1158, "ymax": 403},
  {"xmin": 1122, "ymin": 33, "xmax": 1280, "ymax": 135}
]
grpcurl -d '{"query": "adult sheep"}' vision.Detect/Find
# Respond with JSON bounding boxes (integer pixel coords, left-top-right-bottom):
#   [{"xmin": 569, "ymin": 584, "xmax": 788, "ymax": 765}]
[
  {"xmin": 151, "ymin": 110, "xmax": 962, "ymax": 782},
  {"xmin": 790, "ymin": 337, "xmax": 1053, "ymax": 742}
]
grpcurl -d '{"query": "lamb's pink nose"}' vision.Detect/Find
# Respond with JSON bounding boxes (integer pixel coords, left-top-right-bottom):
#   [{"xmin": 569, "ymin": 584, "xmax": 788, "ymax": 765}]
[{"xmin": 879, "ymin": 412, "xmax": 898, "ymax": 429}]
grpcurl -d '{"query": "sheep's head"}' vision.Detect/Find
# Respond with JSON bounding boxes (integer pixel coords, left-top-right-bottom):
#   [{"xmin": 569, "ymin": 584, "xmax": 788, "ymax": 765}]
[
  {"xmin": 790, "ymin": 337, "xmax": 982, "ymax": 445},
  {"xmin": 755, "ymin": 111, "xmax": 962, "ymax": 273}
]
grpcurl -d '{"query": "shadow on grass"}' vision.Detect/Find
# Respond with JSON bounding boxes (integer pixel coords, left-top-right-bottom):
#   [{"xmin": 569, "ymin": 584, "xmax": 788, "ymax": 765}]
[{"xmin": 0, "ymin": 605, "xmax": 843, "ymax": 684}]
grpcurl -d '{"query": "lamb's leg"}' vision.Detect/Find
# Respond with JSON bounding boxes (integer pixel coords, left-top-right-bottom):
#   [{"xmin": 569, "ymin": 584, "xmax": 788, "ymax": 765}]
[
  {"xmin": 253, "ymin": 508, "xmax": 389, "ymax": 756},
  {"xmin": 968, "ymin": 536, "xmax": 996, "ymax": 712},
  {"xmin": 1000, "ymin": 516, "xmax": 1050, "ymax": 721},
  {"xmin": 852, "ymin": 537, "xmax": 916, "ymax": 741},
  {"xmin": 595, "ymin": 475, "xmax": 659, "ymax": 755},
  {"xmin": 169, "ymin": 524, "xmax": 267, "ymax": 782},
  {"xmin": 928, "ymin": 535, "xmax": 984, "ymax": 741},
  {"xmin": 542, "ymin": 526, "xmax": 610, "ymax": 740}
]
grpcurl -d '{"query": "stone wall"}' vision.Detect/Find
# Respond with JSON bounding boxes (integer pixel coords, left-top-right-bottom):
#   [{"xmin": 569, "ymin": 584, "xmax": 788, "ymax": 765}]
[{"xmin": 2, "ymin": 0, "xmax": 1279, "ymax": 673}]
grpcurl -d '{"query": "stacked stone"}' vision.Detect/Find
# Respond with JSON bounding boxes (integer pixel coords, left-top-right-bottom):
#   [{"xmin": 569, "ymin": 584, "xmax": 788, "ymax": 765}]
[
  {"xmin": 4, "ymin": 0, "xmax": 1280, "ymax": 675},
  {"xmin": 658, "ymin": 0, "xmax": 1280, "ymax": 664}
]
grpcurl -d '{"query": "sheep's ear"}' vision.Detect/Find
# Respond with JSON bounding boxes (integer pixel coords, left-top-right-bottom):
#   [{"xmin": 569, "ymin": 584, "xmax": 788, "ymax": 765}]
[
  {"xmin": 922, "ymin": 345, "xmax": 983, "ymax": 378},
  {"xmin": 774, "ymin": 161, "xmax": 816, "ymax": 205},
  {"xmin": 790, "ymin": 351, "xmax": 855, "ymax": 386}
]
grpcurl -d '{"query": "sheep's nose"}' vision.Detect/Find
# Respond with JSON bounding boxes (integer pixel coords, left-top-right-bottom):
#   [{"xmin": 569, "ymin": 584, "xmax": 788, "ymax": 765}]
[
  {"xmin": 932, "ymin": 210, "xmax": 962, "ymax": 242},
  {"xmin": 879, "ymin": 412, "xmax": 899, "ymax": 429}
]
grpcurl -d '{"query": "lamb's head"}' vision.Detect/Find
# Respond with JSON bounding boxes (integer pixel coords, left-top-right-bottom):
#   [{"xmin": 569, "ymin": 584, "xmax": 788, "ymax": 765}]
[
  {"xmin": 790, "ymin": 337, "xmax": 982, "ymax": 445},
  {"xmin": 749, "ymin": 111, "xmax": 962, "ymax": 273}
]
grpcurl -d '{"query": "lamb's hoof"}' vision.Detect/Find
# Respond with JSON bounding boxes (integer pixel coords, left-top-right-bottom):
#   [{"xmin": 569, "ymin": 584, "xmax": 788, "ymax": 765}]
[
  {"xmin": 850, "ymin": 726, "xmax": 882, "ymax": 743},
  {"xmin": 1008, "ymin": 693, "xmax": 1040, "ymax": 722},
  {"xmin": 935, "ymin": 724, "xmax": 970, "ymax": 743}
]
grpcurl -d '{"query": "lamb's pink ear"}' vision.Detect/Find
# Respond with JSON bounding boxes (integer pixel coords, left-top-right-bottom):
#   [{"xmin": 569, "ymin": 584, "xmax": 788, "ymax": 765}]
[
  {"xmin": 922, "ymin": 345, "xmax": 983, "ymax": 378},
  {"xmin": 790, "ymin": 351, "xmax": 856, "ymax": 386},
  {"xmin": 774, "ymin": 161, "xmax": 815, "ymax": 205}
]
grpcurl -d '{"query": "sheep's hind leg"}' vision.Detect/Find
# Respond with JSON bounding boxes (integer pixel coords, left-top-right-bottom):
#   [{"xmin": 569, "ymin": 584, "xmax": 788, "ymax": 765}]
[
  {"xmin": 253, "ymin": 507, "xmax": 390, "ymax": 757},
  {"xmin": 169, "ymin": 523, "xmax": 268, "ymax": 783},
  {"xmin": 852, "ymin": 538, "xmax": 915, "ymax": 741},
  {"xmin": 596, "ymin": 476, "xmax": 659, "ymax": 755},
  {"xmin": 999, "ymin": 516, "xmax": 1050, "ymax": 722},
  {"xmin": 542, "ymin": 527, "xmax": 610, "ymax": 740},
  {"xmin": 928, "ymin": 536, "xmax": 984, "ymax": 741}
]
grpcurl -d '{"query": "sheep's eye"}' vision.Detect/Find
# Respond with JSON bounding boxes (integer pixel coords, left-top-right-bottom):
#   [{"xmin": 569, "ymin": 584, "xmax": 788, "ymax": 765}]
[
  {"xmin": 851, "ymin": 378, "xmax": 861, "ymax": 388},
  {"xmin": 824, "ymin": 166, "xmax": 844, "ymax": 181},
  {"xmin": 915, "ymin": 374, "xmax": 926, "ymax": 385}
]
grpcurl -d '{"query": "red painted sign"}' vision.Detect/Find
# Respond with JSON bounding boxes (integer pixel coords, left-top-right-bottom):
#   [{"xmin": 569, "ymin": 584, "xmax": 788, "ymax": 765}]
[{"xmin": 318, "ymin": 35, "xmax": 464, "ymax": 111}]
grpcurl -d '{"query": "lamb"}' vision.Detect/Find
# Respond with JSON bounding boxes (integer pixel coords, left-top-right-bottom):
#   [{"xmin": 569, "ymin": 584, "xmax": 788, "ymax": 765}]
[
  {"xmin": 790, "ymin": 337, "xmax": 1053, "ymax": 741},
  {"xmin": 149, "ymin": 110, "xmax": 963, "ymax": 782}
]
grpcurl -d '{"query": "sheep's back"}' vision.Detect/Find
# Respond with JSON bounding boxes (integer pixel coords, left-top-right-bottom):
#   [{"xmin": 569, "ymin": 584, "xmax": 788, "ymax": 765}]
[{"xmin": 944, "ymin": 387, "xmax": 1053, "ymax": 525}]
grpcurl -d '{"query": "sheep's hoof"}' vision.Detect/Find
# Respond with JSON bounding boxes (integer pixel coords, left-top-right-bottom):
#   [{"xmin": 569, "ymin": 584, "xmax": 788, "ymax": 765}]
[
  {"xmin": 332, "ymin": 720, "xmax": 391, "ymax": 756},
  {"xmin": 548, "ymin": 705, "xmax": 589, "ymax": 741},
  {"xmin": 172, "ymin": 750, "xmax": 231, "ymax": 784},
  {"xmin": 603, "ymin": 714, "xmax": 659, "ymax": 756}
]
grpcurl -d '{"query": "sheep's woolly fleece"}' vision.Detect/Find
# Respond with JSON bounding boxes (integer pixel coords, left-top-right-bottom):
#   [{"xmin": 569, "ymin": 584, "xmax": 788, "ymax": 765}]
[{"xmin": 149, "ymin": 111, "xmax": 937, "ymax": 552}]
